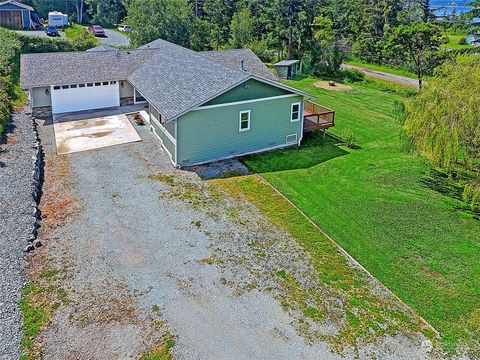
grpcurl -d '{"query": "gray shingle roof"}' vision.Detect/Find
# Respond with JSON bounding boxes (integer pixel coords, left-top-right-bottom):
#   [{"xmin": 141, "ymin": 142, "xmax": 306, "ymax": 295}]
[
  {"xmin": 128, "ymin": 39, "xmax": 251, "ymax": 120},
  {"xmin": 199, "ymin": 48, "xmax": 278, "ymax": 82},
  {"xmin": 20, "ymin": 49, "xmax": 157, "ymax": 88},
  {"xmin": 274, "ymin": 60, "xmax": 300, "ymax": 66},
  {"xmin": 86, "ymin": 45, "xmax": 117, "ymax": 52},
  {"xmin": 21, "ymin": 38, "xmax": 311, "ymax": 120}
]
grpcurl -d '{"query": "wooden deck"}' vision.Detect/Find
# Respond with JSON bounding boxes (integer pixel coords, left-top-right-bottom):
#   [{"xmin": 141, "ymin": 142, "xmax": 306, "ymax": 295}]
[{"xmin": 303, "ymin": 100, "xmax": 335, "ymax": 134}]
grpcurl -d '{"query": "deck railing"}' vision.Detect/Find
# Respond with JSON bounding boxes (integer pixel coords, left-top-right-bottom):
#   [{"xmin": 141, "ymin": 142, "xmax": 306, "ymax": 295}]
[{"xmin": 303, "ymin": 100, "xmax": 335, "ymax": 133}]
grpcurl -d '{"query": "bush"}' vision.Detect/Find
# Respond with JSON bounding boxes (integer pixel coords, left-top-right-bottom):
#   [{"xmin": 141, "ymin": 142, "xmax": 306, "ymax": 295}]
[
  {"xmin": 0, "ymin": 28, "xmax": 20, "ymax": 134},
  {"xmin": 19, "ymin": 33, "xmax": 97, "ymax": 53},
  {"xmin": 338, "ymin": 128, "xmax": 357, "ymax": 148}
]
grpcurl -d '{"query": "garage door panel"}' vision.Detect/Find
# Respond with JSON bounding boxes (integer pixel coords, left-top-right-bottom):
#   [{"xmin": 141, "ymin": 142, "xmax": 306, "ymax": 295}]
[{"xmin": 51, "ymin": 83, "xmax": 120, "ymax": 114}]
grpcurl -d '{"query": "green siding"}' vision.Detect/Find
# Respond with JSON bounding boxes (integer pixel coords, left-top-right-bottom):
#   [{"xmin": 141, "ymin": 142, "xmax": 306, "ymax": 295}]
[
  {"xmin": 32, "ymin": 87, "xmax": 51, "ymax": 107},
  {"xmin": 150, "ymin": 111, "xmax": 176, "ymax": 163},
  {"xmin": 177, "ymin": 95, "xmax": 303, "ymax": 166},
  {"xmin": 202, "ymin": 79, "xmax": 290, "ymax": 106}
]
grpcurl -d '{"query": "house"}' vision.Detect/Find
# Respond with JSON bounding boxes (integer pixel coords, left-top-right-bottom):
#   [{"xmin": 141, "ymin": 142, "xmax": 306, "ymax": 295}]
[
  {"xmin": 0, "ymin": 0, "xmax": 35, "ymax": 29},
  {"xmin": 466, "ymin": 32, "xmax": 480, "ymax": 45},
  {"xmin": 21, "ymin": 39, "xmax": 333, "ymax": 167},
  {"xmin": 273, "ymin": 60, "xmax": 300, "ymax": 79}
]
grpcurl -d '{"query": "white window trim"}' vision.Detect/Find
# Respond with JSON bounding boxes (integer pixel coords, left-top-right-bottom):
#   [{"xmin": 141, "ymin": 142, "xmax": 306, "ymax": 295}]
[
  {"xmin": 291, "ymin": 102, "xmax": 301, "ymax": 122},
  {"xmin": 239, "ymin": 110, "xmax": 251, "ymax": 132}
]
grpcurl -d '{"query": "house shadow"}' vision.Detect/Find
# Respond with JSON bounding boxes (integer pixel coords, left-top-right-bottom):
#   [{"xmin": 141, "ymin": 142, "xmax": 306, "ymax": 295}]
[
  {"xmin": 242, "ymin": 132, "xmax": 350, "ymax": 173},
  {"xmin": 188, "ymin": 133, "xmax": 350, "ymax": 180}
]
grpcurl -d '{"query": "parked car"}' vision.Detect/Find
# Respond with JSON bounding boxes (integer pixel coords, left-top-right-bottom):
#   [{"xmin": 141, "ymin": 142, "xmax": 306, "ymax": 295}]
[
  {"xmin": 117, "ymin": 24, "xmax": 132, "ymax": 32},
  {"xmin": 89, "ymin": 25, "xmax": 105, "ymax": 37},
  {"xmin": 45, "ymin": 25, "xmax": 60, "ymax": 37}
]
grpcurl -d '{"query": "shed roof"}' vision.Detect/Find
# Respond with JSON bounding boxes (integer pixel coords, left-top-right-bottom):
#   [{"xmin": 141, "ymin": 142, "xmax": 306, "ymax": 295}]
[
  {"xmin": 200, "ymin": 48, "xmax": 278, "ymax": 81},
  {"xmin": 274, "ymin": 60, "xmax": 300, "ymax": 66},
  {"xmin": 0, "ymin": 0, "xmax": 33, "ymax": 11},
  {"xmin": 20, "ymin": 50, "xmax": 157, "ymax": 88}
]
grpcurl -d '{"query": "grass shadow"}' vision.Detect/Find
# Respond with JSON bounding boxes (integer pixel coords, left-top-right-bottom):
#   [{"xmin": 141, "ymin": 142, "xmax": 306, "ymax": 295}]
[{"xmin": 243, "ymin": 132, "xmax": 350, "ymax": 173}]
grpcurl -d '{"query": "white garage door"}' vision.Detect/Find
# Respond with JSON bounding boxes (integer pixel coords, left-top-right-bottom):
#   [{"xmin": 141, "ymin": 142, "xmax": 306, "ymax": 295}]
[{"xmin": 51, "ymin": 81, "xmax": 120, "ymax": 114}]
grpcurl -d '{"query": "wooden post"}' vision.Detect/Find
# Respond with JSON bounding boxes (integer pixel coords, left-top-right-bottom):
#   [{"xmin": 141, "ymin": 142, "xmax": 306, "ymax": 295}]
[{"xmin": 323, "ymin": 128, "xmax": 326, "ymax": 141}]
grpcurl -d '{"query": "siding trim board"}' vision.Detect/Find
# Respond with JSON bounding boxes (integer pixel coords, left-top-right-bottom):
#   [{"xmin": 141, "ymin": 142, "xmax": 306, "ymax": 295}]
[{"xmin": 194, "ymin": 94, "xmax": 298, "ymax": 111}]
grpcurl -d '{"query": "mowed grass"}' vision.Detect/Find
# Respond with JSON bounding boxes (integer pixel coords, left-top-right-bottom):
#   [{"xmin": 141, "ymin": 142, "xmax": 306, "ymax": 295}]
[{"xmin": 242, "ymin": 77, "xmax": 480, "ymax": 350}]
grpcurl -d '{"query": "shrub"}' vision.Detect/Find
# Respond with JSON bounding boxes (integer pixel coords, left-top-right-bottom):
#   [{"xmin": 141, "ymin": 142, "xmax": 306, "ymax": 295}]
[
  {"xmin": 339, "ymin": 128, "xmax": 357, "ymax": 148},
  {"xmin": 0, "ymin": 28, "xmax": 20, "ymax": 134}
]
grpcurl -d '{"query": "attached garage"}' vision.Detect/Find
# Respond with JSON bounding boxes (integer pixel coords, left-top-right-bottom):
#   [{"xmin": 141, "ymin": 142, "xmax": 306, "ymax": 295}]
[{"xmin": 51, "ymin": 81, "xmax": 120, "ymax": 114}]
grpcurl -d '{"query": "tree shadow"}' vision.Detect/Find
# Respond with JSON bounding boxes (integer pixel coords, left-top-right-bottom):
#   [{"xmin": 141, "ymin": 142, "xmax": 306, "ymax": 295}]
[
  {"xmin": 242, "ymin": 132, "xmax": 350, "ymax": 173},
  {"xmin": 420, "ymin": 168, "xmax": 479, "ymax": 218}
]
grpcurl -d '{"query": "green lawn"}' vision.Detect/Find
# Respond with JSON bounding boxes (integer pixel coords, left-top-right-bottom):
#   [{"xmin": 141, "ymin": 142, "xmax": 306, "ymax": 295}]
[
  {"xmin": 242, "ymin": 77, "xmax": 480, "ymax": 351},
  {"xmin": 346, "ymin": 60, "xmax": 417, "ymax": 79},
  {"xmin": 442, "ymin": 31, "xmax": 474, "ymax": 50}
]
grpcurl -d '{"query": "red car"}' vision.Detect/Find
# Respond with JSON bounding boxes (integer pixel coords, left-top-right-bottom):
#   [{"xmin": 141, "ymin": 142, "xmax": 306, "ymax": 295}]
[{"xmin": 89, "ymin": 25, "xmax": 105, "ymax": 37}]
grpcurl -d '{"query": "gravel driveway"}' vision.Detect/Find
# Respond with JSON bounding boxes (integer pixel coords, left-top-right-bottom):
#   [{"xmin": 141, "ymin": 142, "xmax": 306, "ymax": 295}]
[
  {"xmin": 0, "ymin": 110, "xmax": 36, "ymax": 360},
  {"xmin": 30, "ymin": 113, "xmax": 435, "ymax": 359},
  {"xmin": 99, "ymin": 29, "xmax": 130, "ymax": 47}
]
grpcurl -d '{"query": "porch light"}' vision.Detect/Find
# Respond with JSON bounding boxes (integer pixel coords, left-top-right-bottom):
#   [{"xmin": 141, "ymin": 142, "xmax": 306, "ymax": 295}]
[
  {"xmin": 121, "ymin": 81, "xmax": 124, "ymax": 88},
  {"xmin": 45, "ymin": 88, "xmax": 50, "ymax": 96}
]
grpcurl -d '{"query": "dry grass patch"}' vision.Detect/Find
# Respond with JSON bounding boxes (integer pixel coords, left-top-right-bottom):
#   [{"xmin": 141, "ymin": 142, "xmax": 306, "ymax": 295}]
[{"xmin": 314, "ymin": 81, "xmax": 352, "ymax": 92}]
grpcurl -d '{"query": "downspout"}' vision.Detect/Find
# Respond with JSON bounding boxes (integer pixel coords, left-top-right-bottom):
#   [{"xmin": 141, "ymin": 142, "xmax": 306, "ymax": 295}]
[
  {"xmin": 298, "ymin": 97, "xmax": 305, "ymax": 146},
  {"xmin": 174, "ymin": 119, "xmax": 179, "ymax": 168}
]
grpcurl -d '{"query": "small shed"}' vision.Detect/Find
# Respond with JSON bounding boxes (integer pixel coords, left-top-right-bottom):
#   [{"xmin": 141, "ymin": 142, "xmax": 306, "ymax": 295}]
[
  {"xmin": 273, "ymin": 60, "xmax": 300, "ymax": 79},
  {"xmin": 0, "ymin": 0, "xmax": 34, "ymax": 29}
]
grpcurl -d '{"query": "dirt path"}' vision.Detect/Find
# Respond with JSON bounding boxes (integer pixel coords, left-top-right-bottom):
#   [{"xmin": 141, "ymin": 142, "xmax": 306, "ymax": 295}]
[
  {"xmin": 29, "ymin": 115, "xmax": 438, "ymax": 359},
  {"xmin": 342, "ymin": 64, "xmax": 420, "ymax": 89}
]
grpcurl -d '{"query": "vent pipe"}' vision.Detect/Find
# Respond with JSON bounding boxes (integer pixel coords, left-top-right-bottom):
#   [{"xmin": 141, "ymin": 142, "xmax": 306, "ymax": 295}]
[{"xmin": 240, "ymin": 60, "xmax": 245, "ymax": 71}]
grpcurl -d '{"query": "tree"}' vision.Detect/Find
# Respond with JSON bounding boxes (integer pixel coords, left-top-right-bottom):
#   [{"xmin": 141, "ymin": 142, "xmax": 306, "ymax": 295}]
[
  {"xmin": 404, "ymin": 57, "xmax": 480, "ymax": 210},
  {"xmin": 86, "ymin": 0, "xmax": 126, "ymax": 26},
  {"xmin": 71, "ymin": 0, "xmax": 86, "ymax": 23},
  {"xmin": 384, "ymin": 22, "xmax": 447, "ymax": 89},
  {"xmin": 126, "ymin": 0, "xmax": 192, "ymax": 47},
  {"xmin": 229, "ymin": 7, "xmax": 254, "ymax": 48},
  {"xmin": 308, "ymin": 15, "xmax": 344, "ymax": 75}
]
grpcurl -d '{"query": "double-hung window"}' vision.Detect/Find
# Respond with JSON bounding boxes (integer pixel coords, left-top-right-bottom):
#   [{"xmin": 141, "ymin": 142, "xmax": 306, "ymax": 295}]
[
  {"xmin": 291, "ymin": 102, "xmax": 301, "ymax": 122},
  {"xmin": 239, "ymin": 110, "xmax": 251, "ymax": 132}
]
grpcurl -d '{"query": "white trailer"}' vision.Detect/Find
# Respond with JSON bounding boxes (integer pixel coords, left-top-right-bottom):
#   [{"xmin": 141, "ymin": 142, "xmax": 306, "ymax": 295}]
[{"xmin": 48, "ymin": 12, "xmax": 68, "ymax": 27}]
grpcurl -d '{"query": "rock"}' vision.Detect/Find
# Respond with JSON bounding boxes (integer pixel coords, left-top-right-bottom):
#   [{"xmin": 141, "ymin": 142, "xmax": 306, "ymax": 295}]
[
  {"xmin": 24, "ymin": 243, "xmax": 34, "ymax": 252},
  {"xmin": 33, "ymin": 239, "xmax": 42, "ymax": 248},
  {"xmin": 421, "ymin": 339, "xmax": 433, "ymax": 353}
]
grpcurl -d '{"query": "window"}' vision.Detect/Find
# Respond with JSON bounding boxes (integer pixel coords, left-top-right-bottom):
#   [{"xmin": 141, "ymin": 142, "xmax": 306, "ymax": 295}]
[
  {"xmin": 53, "ymin": 85, "xmax": 60, "ymax": 90},
  {"xmin": 70, "ymin": 84, "xmax": 77, "ymax": 88},
  {"xmin": 79, "ymin": 84, "xmax": 85, "ymax": 88},
  {"xmin": 95, "ymin": 82, "xmax": 101, "ymax": 86},
  {"xmin": 102, "ymin": 81, "xmax": 109, "ymax": 86},
  {"xmin": 61, "ymin": 85, "xmax": 69, "ymax": 89},
  {"xmin": 291, "ymin": 102, "xmax": 301, "ymax": 122},
  {"xmin": 110, "ymin": 81, "xmax": 117, "ymax": 85},
  {"xmin": 87, "ymin": 83, "xmax": 93, "ymax": 87},
  {"xmin": 239, "ymin": 110, "xmax": 251, "ymax": 132}
]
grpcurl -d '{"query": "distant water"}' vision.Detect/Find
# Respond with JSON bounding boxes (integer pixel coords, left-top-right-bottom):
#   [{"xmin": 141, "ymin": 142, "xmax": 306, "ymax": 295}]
[{"xmin": 431, "ymin": 0, "xmax": 474, "ymax": 15}]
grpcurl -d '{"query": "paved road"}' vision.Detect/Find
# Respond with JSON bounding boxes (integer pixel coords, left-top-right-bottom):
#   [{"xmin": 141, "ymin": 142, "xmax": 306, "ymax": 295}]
[
  {"xmin": 343, "ymin": 64, "xmax": 420, "ymax": 89},
  {"xmin": 99, "ymin": 29, "xmax": 130, "ymax": 47},
  {"xmin": 16, "ymin": 30, "xmax": 66, "ymax": 39}
]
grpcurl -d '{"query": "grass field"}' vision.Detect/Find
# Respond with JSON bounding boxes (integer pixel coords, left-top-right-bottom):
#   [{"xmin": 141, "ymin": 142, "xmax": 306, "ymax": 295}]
[
  {"xmin": 239, "ymin": 77, "xmax": 479, "ymax": 351},
  {"xmin": 442, "ymin": 31, "xmax": 474, "ymax": 50}
]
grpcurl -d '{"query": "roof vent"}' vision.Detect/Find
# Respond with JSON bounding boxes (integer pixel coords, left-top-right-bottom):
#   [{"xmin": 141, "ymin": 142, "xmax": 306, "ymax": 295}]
[{"xmin": 240, "ymin": 60, "xmax": 245, "ymax": 71}]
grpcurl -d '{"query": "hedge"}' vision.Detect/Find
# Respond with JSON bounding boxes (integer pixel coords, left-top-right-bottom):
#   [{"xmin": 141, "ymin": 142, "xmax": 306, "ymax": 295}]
[{"xmin": 0, "ymin": 28, "xmax": 97, "ymax": 134}]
